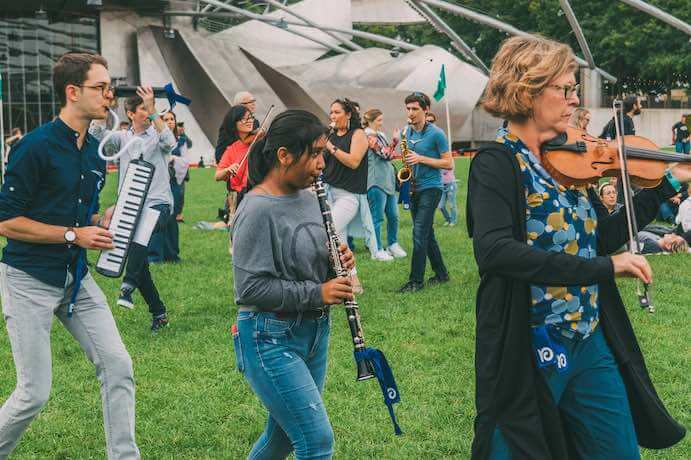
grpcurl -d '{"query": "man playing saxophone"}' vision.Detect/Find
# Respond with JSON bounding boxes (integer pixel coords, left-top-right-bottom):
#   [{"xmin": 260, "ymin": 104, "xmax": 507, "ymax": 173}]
[{"xmin": 398, "ymin": 92, "xmax": 454, "ymax": 293}]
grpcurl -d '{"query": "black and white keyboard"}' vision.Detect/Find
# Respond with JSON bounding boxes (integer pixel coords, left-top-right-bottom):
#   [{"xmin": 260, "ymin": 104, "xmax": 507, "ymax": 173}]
[{"xmin": 96, "ymin": 159, "xmax": 155, "ymax": 278}]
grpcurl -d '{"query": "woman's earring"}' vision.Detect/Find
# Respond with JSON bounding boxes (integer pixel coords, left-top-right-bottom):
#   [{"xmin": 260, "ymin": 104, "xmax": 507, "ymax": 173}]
[{"xmin": 347, "ymin": 119, "xmax": 350, "ymax": 131}]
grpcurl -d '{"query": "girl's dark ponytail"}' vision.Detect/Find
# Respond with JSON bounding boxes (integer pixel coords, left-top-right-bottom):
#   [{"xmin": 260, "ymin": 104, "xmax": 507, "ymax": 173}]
[{"xmin": 247, "ymin": 135, "xmax": 270, "ymax": 188}]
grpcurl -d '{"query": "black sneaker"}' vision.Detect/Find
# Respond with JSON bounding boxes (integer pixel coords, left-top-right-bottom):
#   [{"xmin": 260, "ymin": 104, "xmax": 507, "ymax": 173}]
[
  {"xmin": 151, "ymin": 314, "xmax": 169, "ymax": 332},
  {"xmin": 117, "ymin": 286, "xmax": 135, "ymax": 309},
  {"xmin": 398, "ymin": 281, "xmax": 424, "ymax": 293},
  {"xmin": 427, "ymin": 273, "xmax": 450, "ymax": 287}
]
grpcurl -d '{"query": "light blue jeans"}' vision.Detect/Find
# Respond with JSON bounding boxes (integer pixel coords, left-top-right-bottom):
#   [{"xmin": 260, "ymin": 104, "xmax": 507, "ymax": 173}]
[
  {"xmin": 367, "ymin": 186, "xmax": 399, "ymax": 250},
  {"xmin": 438, "ymin": 181, "xmax": 458, "ymax": 225},
  {"xmin": 234, "ymin": 311, "xmax": 333, "ymax": 460},
  {"xmin": 0, "ymin": 264, "xmax": 139, "ymax": 459}
]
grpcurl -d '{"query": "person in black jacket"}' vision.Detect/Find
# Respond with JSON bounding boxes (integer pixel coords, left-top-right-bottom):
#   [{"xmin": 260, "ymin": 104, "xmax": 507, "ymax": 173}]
[
  {"xmin": 599, "ymin": 95, "xmax": 640, "ymax": 140},
  {"xmin": 467, "ymin": 35, "xmax": 689, "ymax": 460}
]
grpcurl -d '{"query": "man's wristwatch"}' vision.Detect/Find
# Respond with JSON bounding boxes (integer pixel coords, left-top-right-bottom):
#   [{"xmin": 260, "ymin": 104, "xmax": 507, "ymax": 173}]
[
  {"xmin": 147, "ymin": 111, "xmax": 160, "ymax": 122},
  {"xmin": 64, "ymin": 227, "xmax": 77, "ymax": 244}
]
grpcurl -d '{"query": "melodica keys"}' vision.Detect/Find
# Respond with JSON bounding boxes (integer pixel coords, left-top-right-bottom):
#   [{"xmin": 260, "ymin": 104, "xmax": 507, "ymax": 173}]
[{"xmin": 96, "ymin": 159, "xmax": 155, "ymax": 278}]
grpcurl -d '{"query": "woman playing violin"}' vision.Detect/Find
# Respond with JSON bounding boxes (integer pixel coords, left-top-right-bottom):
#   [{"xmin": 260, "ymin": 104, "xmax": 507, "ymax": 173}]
[
  {"xmin": 215, "ymin": 105, "xmax": 259, "ymax": 254},
  {"xmin": 466, "ymin": 35, "xmax": 689, "ymax": 459}
]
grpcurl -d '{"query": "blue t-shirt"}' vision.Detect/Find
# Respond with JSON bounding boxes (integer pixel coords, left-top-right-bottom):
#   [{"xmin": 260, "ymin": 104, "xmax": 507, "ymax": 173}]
[{"xmin": 405, "ymin": 123, "xmax": 448, "ymax": 191}]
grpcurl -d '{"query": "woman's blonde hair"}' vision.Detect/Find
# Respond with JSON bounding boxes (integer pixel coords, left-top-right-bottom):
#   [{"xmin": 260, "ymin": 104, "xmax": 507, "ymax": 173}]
[
  {"xmin": 362, "ymin": 108, "xmax": 383, "ymax": 128},
  {"xmin": 569, "ymin": 107, "xmax": 590, "ymax": 129},
  {"xmin": 482, "ymin": 35, "xmax": 578, "ymax": 122}
]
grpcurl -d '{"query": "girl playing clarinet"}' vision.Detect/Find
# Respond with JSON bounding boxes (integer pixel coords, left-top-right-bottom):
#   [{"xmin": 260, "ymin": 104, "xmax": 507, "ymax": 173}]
[{"xmin": 231, "ymin": 109, "xmax": 355, "ymax": 460}]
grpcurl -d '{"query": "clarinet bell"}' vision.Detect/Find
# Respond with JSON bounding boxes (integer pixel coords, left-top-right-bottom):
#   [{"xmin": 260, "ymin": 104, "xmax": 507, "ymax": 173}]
[{"xmin": 356, "ymin": 358, "xmax": 375, "ymax": 381}]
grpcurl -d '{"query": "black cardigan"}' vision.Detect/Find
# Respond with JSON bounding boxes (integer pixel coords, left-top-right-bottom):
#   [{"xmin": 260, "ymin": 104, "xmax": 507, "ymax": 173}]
[{"xmin": 466, "ymin": 144, "xmax": 686, "ymax": 460}]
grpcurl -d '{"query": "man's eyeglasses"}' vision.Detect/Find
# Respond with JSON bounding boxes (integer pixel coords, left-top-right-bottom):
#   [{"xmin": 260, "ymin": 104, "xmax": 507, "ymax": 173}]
[
  {"xmin": 549, "ymin": 83, "xmax": 580, "ymax": 99},
  {"xmin": 80, "ymin": 83, "xmax": 113, "ymax": 97},
  {"xmin": 241, "ymin": 99, "xmax": 257, "ymax": 105}
]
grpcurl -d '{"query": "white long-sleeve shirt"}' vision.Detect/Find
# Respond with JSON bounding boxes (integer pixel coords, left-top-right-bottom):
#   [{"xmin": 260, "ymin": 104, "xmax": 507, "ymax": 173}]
[{"xmin": 91, "ymin": 124, "xmax": 176, "ymax": 208}]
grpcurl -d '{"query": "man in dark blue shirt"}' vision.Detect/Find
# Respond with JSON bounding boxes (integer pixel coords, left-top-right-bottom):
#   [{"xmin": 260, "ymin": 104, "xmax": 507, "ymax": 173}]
[
  {"xmin": 0, "ymin": 53, "xmax": 140, "ymax": 458},
  {"xmin": 398, "ymin": 92, "xmax": 453, "ymax": 293}
]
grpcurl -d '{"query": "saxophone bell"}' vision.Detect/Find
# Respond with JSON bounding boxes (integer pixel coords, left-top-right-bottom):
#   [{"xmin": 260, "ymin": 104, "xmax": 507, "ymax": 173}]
[{"xmin": 397, "ymin": 122, "xmax": 414, "ymax": 184}]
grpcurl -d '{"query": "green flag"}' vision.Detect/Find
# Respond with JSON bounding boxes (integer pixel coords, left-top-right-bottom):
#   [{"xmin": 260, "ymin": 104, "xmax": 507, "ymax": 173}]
[{"xmin": 433, "ymin": 64, "xmax": 446, "ymax": 102}]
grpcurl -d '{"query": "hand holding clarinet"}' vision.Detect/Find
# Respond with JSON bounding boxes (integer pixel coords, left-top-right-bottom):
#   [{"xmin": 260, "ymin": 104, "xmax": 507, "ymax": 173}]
[{"xmin": 321, "ymin": 243, "xmax": 355, "ymax": 305}]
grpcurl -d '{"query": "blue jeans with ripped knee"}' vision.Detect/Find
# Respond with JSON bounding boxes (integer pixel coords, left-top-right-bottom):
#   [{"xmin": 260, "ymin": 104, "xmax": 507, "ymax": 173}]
[{"xmin": 234, "ymin": 311, "xmax": 333, "ymax": 460}]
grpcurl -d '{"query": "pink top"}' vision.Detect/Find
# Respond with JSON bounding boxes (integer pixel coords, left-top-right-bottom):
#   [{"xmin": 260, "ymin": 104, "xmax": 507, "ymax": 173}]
[{"xmin": 441, "ymin": 164, "xmax": 455, "ymax": 184}]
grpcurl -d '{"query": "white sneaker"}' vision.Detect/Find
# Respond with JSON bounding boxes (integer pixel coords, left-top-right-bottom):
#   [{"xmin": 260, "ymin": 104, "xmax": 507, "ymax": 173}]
[
  {"xmin": 387, "ymin": 243, "xmax": 407, "ymax": 258},
  {"xmin": 372, "ymin": 250, "xmax": 394, "ymax": 261}
]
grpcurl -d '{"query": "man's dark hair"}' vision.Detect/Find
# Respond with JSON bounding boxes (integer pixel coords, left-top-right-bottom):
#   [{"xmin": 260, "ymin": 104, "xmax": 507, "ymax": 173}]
[
  {"xmin": 53, "ymin": 52, "xmax": 108, "ymax": 107},
  {"xmin": 124, "ymin": 95, "xmax": 144, "ymax": 120},
  {"xmin": 623, "ymin": 95, "xmax": 638, "ymax": 114},
  {"xmin": 405, "ymin": 92, "xmax": 430, "ymax": 110}
]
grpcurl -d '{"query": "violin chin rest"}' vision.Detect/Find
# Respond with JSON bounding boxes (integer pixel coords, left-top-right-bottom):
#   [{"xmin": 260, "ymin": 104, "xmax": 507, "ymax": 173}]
[{"xmin": 543, "ymin": 132, "xmax": 568, "ymax": 150}]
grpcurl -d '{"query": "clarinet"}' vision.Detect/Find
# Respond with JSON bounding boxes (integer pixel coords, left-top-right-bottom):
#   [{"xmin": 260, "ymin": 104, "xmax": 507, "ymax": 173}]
[{"xmin": 313, "ymin": 178, "xmax": 375, "ymax": 381}]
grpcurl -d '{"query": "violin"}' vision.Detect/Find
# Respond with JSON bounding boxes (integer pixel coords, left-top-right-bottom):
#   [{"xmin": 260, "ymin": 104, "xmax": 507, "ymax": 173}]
[{"xmin": 541, "ymin": 126, "xmax": 691, "ymax": 188}]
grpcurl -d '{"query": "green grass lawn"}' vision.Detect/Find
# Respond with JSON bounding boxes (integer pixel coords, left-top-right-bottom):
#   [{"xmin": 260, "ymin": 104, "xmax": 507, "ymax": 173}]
[{"xmin": 0, "ymin": 159, "xmax": 688, "ymax": 459}]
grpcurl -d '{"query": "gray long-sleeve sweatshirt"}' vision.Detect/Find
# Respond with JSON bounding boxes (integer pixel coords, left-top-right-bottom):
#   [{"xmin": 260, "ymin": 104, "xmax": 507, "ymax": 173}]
[{"xmin": 232, "ymin": 189, "xmax": 330, "ymax": 312}]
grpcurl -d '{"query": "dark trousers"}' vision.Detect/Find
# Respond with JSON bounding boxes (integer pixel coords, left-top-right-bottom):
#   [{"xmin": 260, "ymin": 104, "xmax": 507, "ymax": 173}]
[
  {"xmin": 164, "ymin": 182, "xmax": 183, "ymax": 262},
  {"xmin": 409, "ymin": 188, "xmax": 447, "ymax": 283},
  {"xmin": 124, "ymin": 203, "xmax": 170, "ymax": 317}
]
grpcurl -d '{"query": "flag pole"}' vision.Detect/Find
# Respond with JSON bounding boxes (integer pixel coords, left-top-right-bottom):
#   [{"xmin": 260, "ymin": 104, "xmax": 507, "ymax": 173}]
[{"xmin": 444, "ymin": 96, "xmax": 452, "ymax": 149}]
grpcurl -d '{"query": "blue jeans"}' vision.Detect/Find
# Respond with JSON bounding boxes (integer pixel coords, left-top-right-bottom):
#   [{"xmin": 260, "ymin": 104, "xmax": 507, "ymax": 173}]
[
  {"xmin": 234, "ymin": 311, "xmax": 333, "ymax": 460},
  {"xmin": 675, "ymin": 140, "xmax": 690, "ymax": 154},
  {"xmin": 489, "ymin": 328, "xmax": 639, "ymax": 460},
  {"xmin": 367, "ymin": 186, "xmax": 399, "ymax": 250},
  {"xmin": 438, "ymin": 181, "xmax": 458, "ymax": 224},
  {"xmin": 123, "ymin": 203, "xmax": 169, "ymax": 316},
  {"xmin": 409, "ymin": 188, "xmax": 448, "ymax": 283},
  {"xmin": 163, "ymin": 182, "xmax": 183, "ymax": 262}
]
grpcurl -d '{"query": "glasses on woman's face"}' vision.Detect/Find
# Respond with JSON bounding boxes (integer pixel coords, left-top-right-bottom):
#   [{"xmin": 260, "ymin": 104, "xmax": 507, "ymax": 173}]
[
  {"xmin": 549, "ymin": 83, "xmax": 580, "ymax": 100},
  {"xmin": 240, "ymin": 115, "xmax": 255, "ymax": 124}
]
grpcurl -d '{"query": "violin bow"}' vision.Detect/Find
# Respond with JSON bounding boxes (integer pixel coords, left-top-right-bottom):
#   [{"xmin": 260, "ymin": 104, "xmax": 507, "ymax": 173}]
[
  {"xmin": 612, "ymin": 100, "xmax": 654, "ymax": 312},
  {"xmin": 236, "ymin": 104, "xmax": 276, "ymax": 172}
]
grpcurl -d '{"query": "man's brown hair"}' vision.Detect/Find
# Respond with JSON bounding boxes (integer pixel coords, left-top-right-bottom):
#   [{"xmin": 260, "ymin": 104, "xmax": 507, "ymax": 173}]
[{"xmin": 53, "ymin": 52, "xmax": 108, "ymax": 107}]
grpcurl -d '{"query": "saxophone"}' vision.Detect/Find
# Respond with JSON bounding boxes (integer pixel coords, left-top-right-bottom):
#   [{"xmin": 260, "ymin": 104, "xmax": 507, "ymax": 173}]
[
  {"xmin": 396, "ymin": 120, "xmax": 415, "ymax": 192},
  {"xmin": 313, "ymin": 178, "xmax": 375, "ymax": 381}
]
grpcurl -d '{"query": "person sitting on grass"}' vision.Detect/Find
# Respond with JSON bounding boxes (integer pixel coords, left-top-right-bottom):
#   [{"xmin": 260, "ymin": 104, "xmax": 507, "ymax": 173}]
[
  {"xmin": 637, "ymin": 231, "xmax": 689, "ymax": 254},
  {"xmin": 598, "ymin": 182, "xmax": 622, "ymax": 215}
]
